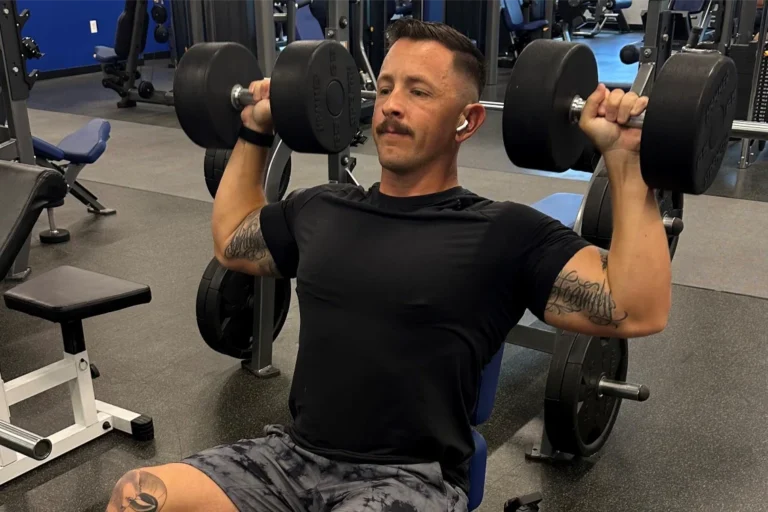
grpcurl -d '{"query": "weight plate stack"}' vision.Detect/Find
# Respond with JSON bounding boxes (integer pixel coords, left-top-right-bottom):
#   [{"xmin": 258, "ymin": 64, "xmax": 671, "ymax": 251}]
[
  {"xmin": 545, "ymin": 334, "xmax": 628, "ymax": 456},
  {"xmin": 196, "ymin": 258, "xmax": 292, "ymax": 360}
]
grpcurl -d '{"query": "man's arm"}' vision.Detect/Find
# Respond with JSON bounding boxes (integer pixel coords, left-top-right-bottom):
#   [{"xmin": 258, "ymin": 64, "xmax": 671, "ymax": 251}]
[
  {"xmin": 212, "ymin": 79, "xmax": 281, "ymax": 277},
  {"xmin": 542, "ymin": 85, "xmax": 671, "ymax": 338},
  {"xmin": 543, "ymin": 177, "xmax": 671, "ymax": 338}
]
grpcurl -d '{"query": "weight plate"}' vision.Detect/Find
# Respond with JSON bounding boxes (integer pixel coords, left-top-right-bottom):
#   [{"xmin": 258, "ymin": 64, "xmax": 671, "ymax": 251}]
[
  {"xmin": 580, "ymin": 176, "xmax": 611, "ymax": 250},
  {"xmin": 203, "ymin": 149, "xmax": 292, "ymax": 201},
  {"xmin": 581, "ymin": 176, "xmax": 684, "ymax": 256},
  {"xmin": 270, "ymin": 40, "xmax": 361, "ymax": 154},
  {"xmin": 503, "ymin": 40, "xmax": 597, "ymax": 172},
  {"xmin": 151, "ymin": 4, "xmax": 168, "ymax": 24},
  {"xmin": 174, "ymin": 42, "xmax": 264, "ymax": 149},
  {"xmin": 640, "ymin": 52, "xmax": 737, "ymax": 195},
  {"xmin": 154, "ymin": 24, "xmax": 169, "ymax": 44},
  {"xmin": 572, "ymin": 144, "xmax": 601, "ymax": 173},
  {"xmin": 546, "ymin": 334, "xmax": 628, "ymax": 456},
  {"xmin": 196, "ymin": 258, "xmax": 292, "ymax": 359}
]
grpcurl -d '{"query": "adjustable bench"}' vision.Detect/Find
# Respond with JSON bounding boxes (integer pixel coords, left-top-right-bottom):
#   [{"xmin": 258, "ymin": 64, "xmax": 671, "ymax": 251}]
[
  {"xmin": 468, "ymin": 192, "xmax": 582, "ymax": 509},
  {"xmin": 0, "ymin": 160, "xmax": 153, "ymax": 485},
  {"xmin": 33, "ymin": 119, "xmax": 115, "ymax": 244}
]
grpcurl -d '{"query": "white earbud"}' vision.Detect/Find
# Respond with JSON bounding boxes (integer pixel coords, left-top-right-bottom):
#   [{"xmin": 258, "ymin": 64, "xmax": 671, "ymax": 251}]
[{"xmin": 456, "ymin": 119, "xmax": 469, "ymax": 132}]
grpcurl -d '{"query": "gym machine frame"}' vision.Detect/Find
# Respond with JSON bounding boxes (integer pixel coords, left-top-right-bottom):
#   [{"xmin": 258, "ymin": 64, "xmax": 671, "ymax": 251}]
[
  {"xmin": 243, "ymin": 0, "xmax": 360, "ymax": 379},
  {"xmin": 737, "ymin": 2, "xmax": 768, "ymax": 168},
  {"xmin": 1, "ymin": 5, "xmax": 40, "ymax": 280},
  {"xmin": 100, "ymin": 0, "xmax": 173, "ymax": 107},
  {"xmin": 489, "ymin": 0, "xmax": 674, "ymax": 457}
]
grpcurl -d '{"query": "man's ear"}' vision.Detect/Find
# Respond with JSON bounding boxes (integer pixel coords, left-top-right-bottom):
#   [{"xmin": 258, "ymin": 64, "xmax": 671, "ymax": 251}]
[{"xmin": 455, "ymin": 104, "xmax": 487, "ymax": 141}]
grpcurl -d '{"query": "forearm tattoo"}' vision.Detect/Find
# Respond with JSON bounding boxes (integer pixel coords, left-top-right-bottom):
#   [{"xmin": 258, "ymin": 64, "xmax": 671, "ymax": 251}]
[
  {"xmin": 546, "ymin": 269, "xmax": 628, "ymax": 328},
  {"xmin": 224, "ymin": 210, "xmax": 282, "ymax": 276},
  {"xmin": 108, "ymin": 470, "xmax": 168, "ymax": 511}
]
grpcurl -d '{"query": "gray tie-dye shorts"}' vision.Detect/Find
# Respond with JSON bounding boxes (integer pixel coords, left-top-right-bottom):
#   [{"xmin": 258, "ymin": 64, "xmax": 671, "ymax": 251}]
[{"xmin": 182, "ymin": 424, "xmax": 468, "ymax": 512}]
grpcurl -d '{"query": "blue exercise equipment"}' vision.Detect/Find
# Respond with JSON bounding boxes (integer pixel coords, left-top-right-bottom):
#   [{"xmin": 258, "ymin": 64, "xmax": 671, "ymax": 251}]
[
  {"xmin": 32, "ymin": 119, "xmax": 116, "ymax": 244},
  {"xmin": 467, "ymin": 192, "xmax": 581, "ymax": 509}
]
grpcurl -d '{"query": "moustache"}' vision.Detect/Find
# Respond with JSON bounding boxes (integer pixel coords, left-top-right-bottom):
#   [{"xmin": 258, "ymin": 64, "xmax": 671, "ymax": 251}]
[{"xmin": 376, "ymin": 120, "xmax": 412, "ymax": 137}]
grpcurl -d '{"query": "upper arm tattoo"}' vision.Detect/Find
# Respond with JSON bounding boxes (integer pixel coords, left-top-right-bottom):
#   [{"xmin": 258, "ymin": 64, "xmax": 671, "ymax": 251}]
[
  {"xmin": 545, "ymin": 252, "xmax": 627, "ymax": 328},
  {"xmin": 224, "ymin": 210, "xmax": 282, "ymax": 276}
]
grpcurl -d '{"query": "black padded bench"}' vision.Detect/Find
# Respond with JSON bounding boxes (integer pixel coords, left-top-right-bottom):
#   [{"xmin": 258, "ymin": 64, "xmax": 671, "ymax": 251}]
[{"xmin": 0, "ymin": 160, "xmax": 153, "ymax": 485}]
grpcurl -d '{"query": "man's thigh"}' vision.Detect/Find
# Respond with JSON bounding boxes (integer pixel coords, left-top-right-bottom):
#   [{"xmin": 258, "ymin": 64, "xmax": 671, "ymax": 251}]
[
  {"xmin": 108, "ymin": 463, "xmax": 237, "ymax": 512},
  {"xmin": 182, "ymin": 427, "xmax": 324, "ymax": 512},
  {"xmin": 327, "ymin": 462, "xmax": 468, "ymax": 512}
]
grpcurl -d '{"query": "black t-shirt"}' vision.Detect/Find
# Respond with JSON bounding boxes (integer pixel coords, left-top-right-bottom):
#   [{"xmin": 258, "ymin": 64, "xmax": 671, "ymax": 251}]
[{"xmin": 259, "ymin": 183, "xmax": 590, "ymax": 492}]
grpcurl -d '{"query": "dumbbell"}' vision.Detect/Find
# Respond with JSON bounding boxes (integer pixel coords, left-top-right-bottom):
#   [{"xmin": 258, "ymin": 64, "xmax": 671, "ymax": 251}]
[
  {"xmin": 173, "ymin": 40, "xmax": 361, "ymax": 154},
  {"xmin": 501, "ymin": 40, "xmax": 740, "ymax": 195}
]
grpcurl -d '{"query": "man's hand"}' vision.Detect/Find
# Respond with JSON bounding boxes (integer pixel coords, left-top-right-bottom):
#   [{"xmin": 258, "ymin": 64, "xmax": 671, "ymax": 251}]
[
  {"xmin": 241, "ymin": 79, "xmax": 274, "ymax": 134},
  {"xmin": 579, "ymin": 84, "xmax": 649, "ymax": 159}
]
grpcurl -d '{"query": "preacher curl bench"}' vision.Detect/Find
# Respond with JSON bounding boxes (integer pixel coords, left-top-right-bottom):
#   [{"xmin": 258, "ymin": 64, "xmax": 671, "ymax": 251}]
[{"xmin": 0, "ymin": 161, "xmax": 153, "ymax": 485}]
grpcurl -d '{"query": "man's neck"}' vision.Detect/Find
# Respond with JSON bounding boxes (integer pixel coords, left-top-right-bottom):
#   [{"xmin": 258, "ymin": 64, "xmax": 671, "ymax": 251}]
[{"xmin": 379, "ymin": 161, "xmax": 459, "ymax": 198}]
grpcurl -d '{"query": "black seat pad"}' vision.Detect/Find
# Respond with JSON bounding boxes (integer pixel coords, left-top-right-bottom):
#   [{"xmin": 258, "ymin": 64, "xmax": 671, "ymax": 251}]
[
  {"xmin": 0, "ymin": 162, "xmax": 67, "ymax": 278},
  {"xmin": 4, "ymin": 265, "xmax": 151, "ymax": 323}
]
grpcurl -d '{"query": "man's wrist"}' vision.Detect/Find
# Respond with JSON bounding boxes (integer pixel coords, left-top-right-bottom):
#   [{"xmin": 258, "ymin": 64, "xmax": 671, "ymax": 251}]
[{"xmin": 239, "ymin": 125, "xmax": 275, "ymax": 147}]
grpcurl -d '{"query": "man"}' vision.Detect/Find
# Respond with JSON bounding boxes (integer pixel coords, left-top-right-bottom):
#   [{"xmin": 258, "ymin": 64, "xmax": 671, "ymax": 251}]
[{"xmin": 108, "ymin": 19, "xmax": 670, "ymax": 512}]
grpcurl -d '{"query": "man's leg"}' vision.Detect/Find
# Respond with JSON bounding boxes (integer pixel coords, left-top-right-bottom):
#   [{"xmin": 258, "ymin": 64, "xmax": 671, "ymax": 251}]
[
  {"xmin": 323, "ymin": 461, "xmax": 468, "ymax": 512},
  {"xmin": 107, "ymin": 463, "xmax": 236, "ymax": 512},
  {"xmin": 107, "ymin": 426, "xmax": 326, "ymax": 512}
]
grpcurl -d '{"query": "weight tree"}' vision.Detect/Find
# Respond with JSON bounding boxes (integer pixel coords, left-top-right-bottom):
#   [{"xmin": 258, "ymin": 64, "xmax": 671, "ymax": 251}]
[{"xmin": 0, "ymin": 2, "xmax": 43, "ymax": 280}]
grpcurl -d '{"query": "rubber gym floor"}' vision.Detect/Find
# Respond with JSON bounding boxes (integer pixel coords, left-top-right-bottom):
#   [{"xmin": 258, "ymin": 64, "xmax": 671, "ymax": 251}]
[{"xmin": 2, "ymin": 32, "xmax": 768, "ymax": 511}]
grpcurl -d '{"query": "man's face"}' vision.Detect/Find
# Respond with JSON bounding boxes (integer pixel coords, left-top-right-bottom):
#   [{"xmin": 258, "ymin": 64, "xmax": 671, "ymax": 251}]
[{"xmin": 373, "ymin": 39, "xmax": 466, "ymax": 174}]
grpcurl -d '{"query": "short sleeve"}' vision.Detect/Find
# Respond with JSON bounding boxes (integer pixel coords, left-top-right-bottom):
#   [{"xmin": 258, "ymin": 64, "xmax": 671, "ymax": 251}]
[
  {"xmin": 259, "ymin": 187, "xmax": 315, "ymax": 278},
  {"xmin": 502, "ymin": 204, "xmax": 591, "ymax": 321}
]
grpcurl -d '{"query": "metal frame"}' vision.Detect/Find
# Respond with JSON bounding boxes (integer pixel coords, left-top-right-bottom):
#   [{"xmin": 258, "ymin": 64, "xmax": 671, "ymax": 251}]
[
  {"xmin": 513, "ymin": 0, "xmax": 672, "ymax": 460},
  {"xmin": 98, "ymin": 0, "xmax": 174, "ymax": 108},
  {"xmin": 0, "ymin": 3, "xmax": 39, "ymax": 280},
  {"xmin": 243, "ymin": 0, "xmax": 360, "ymax": 379},
  {"xmin": 738, "ymin": 2, "xmax": 768, "ymax": 168},
  {"xmin": 485, "ymin": 0, "xmax": 501, "ymax": 86},
  {"xmin": 0, "ymin": 332, "xmax": 149, "ymax": 484}
]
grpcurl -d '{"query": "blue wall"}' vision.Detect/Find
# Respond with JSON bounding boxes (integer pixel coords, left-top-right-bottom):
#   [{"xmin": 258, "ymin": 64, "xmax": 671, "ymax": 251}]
[{"xmin": 18, "ymin": 0, "xmax": 169, "ymax": 73}]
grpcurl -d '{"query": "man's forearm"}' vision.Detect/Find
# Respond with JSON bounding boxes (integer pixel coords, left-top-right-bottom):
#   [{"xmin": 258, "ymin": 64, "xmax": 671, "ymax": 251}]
[
  {"xmin": 212, "ymin": 139, "xmax": 269, "ymax": 255},
  {"xmin": 604, "ymin": 155, "xmax": 672, "ymax": 325}
]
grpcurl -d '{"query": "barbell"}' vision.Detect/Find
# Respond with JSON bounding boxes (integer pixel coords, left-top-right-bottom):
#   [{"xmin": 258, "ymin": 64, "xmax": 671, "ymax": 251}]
[{"xmin": 173, "ymin": 39, "xmax": 361, "ymax": 154}]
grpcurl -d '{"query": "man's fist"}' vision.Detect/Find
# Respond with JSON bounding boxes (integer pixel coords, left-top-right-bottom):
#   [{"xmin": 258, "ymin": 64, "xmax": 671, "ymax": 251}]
[
  {"xmin": 241, "ymin": 79, "xmax": 274, "ymax": 134},
  {"xmin": 578, "ymin": 84, "xmax": 649, "ymax": 156}
]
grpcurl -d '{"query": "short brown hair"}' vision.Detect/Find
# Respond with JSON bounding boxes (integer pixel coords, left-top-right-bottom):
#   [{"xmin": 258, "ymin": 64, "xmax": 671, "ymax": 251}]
[{"xmin": 385, "ymin": 19, "xmax": 487, "ymax": 101}]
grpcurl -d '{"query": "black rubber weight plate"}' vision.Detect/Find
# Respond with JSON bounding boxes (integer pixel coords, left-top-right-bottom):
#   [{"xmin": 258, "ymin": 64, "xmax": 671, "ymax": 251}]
[
  {"xmin": 196, "ymin": 258, "xmax": 292, "ymax": 359},
  {"xmin": 548, "ymin": 335, "xmax": 628, "ymax": 456},
  {"xmin": 174, "ymin": 42, "xmax": 264, "ymax": 149},
  {"xmin": 270, "ymin": 40, "xmax": 361, "ymax": 154},
  {"xmin": 503, "ymin": 40, "xmax": 597, "ymax": 172},
  {"xmin": 580, "ymin": 176, "xmax": 611, "ymax": 250},
  {"xmin": 640, "ymin": 52, "xmax": 737, "ymax": 195},
  {"xmin": 203, "ymin": 148, "xmax": 292, "ymax": 201},
  {"xmin": 544, "ymin": 331, "xmax": 579, "ymax": 449}
]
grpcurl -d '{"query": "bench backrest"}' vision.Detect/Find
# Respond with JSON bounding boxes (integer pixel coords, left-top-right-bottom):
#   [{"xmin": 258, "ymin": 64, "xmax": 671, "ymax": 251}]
[{"xmin": 0, "ymin": 163, "xmax": 67, "ymax": 278}]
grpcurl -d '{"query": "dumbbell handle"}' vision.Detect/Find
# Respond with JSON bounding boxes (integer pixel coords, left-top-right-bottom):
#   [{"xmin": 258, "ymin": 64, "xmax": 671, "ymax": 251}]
[
  {"xmin": 568, "ymin": 96, "xmax": 645, "ymax": 128},
  {"xmin": 231, "ymin": 84, "xmax": 256, "ymax": 110},
  {"xmin": 479, "ymin": 98, "xmax": 649, "ymax": 127},
  {"xmin": 488, "ymin": 95, "xmax": 768, "ymax": 141},
  {"xmin": 598, "ymin": 377, "xmax": 650, "ymax": 402}
]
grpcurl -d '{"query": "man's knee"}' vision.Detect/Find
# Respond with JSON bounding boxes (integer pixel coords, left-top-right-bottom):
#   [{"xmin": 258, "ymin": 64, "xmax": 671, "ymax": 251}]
[{"xmin": 107, "ymin": 467, "xmax": 168, "ymax": 512}]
